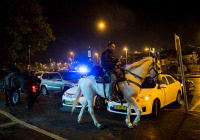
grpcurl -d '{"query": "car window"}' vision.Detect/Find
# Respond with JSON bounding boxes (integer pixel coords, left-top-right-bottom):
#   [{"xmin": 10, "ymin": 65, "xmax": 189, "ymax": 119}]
[
  {"xmin": 161, "ymin": 77, "xmax": 168, "ymax": 85},
  {"xmin": 166, "ymin": 76, "xmax": 175, "ymax": 84},
  {"xmin": 61, "ymin": 72, "xmax": 80, "ymax": 80},
  {"xmin": 53, "ymin": 73, "xmax": 61, "ymax": 80},
  {"xmin": 47, "ymin": 74, "xmax": 53, "ymax": 80},
  {"xmin": 141, "ymin": 77, "xmax": 156, "ymax": 88},
  {"xmin": 42, "ymin": 73, "xmax": 49, "ymax": 79}
]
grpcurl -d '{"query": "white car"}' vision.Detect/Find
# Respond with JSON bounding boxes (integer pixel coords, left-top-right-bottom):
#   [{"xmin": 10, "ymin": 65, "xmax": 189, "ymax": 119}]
[
  {"xmin": 62, "ymin": 86, "xmax": 106, "ymax": 109},
  {"xmin": 107, "ymin": 74, "xmax": 182, "ymax": 117}
]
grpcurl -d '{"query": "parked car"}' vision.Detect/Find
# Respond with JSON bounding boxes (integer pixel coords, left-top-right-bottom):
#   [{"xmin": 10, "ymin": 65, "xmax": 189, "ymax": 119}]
[
  {"xmin": 40, "ymin": 72, "xmax": 75, "ymax": 95},
  {"xmin": 60, "ymin": 71, "xmax": 87, "ymax": 86},
  {"xmin": 173, "ymin": 76, "xmax": 195, "ymax": 92},
  {"xmin": 62, "ymin": 86, "xmax": 106, "ymax": 109},
  {"xmin": 35, "ymin": 72, "xmax": 43, "ymax": 79},
  {"xmin": 107, "ymin": 74, "xmax": 182, "ymax": 117}
]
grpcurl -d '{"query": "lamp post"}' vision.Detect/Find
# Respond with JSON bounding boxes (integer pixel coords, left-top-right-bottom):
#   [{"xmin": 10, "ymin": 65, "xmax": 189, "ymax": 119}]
[
  {"xmin": 124, "ymin": 47, "xmax": 128, "ymax": 65},
  {"xmin": 70, "ymin": 52, "xmax": 74, "ymax": 62},
  {"xmin": 145, "ymin": 47, "xmax": 151, "ymax": 56},
  {"xmin": 94, "ymin": 52, "xmax": 98, "ymax": 63},
  {"xmin": 98, "ymin": 21, "xmax": 105, "ymax": 56},
  {"xmin": 28, "ymin": 45, "xmax": 31, "ymax": 70},
  {"xmin": 95, "ymin": 53, "xmax": 98, "ymax": 59}
]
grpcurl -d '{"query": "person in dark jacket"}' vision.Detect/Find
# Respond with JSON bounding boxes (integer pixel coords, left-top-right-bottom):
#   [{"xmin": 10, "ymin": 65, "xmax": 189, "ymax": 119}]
[
  {"xmin": 4, "ymin": 64, "xmax": 21, "ymax": 107},
  {"xmin": 101, "ymin": 42, "xmax": 121, "ymax": 100}
]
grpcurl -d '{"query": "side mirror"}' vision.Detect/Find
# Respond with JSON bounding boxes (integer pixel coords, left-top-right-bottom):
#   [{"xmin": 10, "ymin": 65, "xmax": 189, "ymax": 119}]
[{"xmin": 160, "ymin": 84, "xmax": 167, "ymax": 88}]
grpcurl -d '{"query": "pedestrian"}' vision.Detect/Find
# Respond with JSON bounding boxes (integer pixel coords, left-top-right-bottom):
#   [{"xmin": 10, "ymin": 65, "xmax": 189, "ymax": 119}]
[{"xmin": 4, "ymin": 64, "xmax": 20, "ymax": 107}]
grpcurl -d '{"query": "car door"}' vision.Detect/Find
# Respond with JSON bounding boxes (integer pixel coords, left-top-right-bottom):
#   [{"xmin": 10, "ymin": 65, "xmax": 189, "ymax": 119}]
[
  {"xmin": 46, "ymin": 73, "xmax": 55, "ymax": 90},
  {"xmin": 52, "ymin": 73, "xmax": 63, "ymax": 90},
  {"xmin": 166, "ymin": 76, "xmax": 177, "ymax": 102},
  {"xmin": 160, "ymin": 76, "xmax": 171, "ymax": 105}
]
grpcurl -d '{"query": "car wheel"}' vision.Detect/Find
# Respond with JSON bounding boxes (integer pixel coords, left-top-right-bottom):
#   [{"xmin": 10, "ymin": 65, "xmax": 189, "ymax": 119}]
[
  {"xmin": 94, "ymin": 95, "xmax": 105, "ymax": 109},
  {"xmin": 176, "ymin": 91, "xmax": 181, "ymax": 104},
  {"xmin": 41, "ymin": 86, "xmax": 48, "ymax": 95},
  {"xmin": 12, "ymin": 90, "xmax": 20, "ymax": 104},
  {"xmin": 152, "ymin": 99, "xmax": 159, "ymax": 117}
]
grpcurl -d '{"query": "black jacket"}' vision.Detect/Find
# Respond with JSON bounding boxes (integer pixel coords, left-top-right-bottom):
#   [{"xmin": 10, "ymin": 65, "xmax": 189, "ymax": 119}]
[{"xmin": 101, "ymin": 49, "xmax": 118, "ymax": 71}]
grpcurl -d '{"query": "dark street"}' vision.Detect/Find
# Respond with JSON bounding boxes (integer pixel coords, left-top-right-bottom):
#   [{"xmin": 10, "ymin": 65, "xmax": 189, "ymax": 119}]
[{"xmin": 0, "ymin": 78, "xmax": 200, "ymax": 140}]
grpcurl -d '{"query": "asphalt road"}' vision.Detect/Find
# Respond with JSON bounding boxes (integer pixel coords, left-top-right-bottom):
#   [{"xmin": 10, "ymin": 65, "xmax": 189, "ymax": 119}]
[{"xmin": 0, "ymin": 77, "xmax": 200, "ymax": 140}]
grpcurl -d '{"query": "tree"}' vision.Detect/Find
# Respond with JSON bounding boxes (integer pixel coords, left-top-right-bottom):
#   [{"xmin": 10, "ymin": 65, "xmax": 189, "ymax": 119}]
[{"xmin": 0, "ymin": 0, "xmax": 56, "ymax": 63}]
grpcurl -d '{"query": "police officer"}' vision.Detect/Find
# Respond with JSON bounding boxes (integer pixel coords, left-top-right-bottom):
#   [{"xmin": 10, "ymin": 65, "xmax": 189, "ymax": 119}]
[{"xmin": 101, "ymin": 42, "xmax": 121, "ymax": 100}]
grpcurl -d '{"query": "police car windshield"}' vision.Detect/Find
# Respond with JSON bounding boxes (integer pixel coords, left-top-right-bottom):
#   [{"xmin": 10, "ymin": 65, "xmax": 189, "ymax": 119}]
[{"xmin": 141, "ymin": 77, "xmax": 156, "ymax": 88}]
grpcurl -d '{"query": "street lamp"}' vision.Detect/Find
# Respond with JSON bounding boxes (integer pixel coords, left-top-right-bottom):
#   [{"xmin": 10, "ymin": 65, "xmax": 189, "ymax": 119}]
[
  {"xmin": 98, "ymin": 21, "xmax": 105, "ymax": 56},
  {"xmin": 145, "ymin": 47, "xmax": 151, "ymax": 56},
  {"xmin": 94, "ymin": 53, "xmax": 98, "ymax": 59},
  {"xmin": 28, "ymin": 45, "xmax": 31, "ymax": 70},
  {"xmin": 124, "ymin": 47, "xmax": 128, "ymax": 65},
  {"xmin": 98, "ymin": 22, "xmax": 104, "ymax": 30},
  {"xmin": 70, "ymin": 52, "xmax": 74, "ymax": 62}
]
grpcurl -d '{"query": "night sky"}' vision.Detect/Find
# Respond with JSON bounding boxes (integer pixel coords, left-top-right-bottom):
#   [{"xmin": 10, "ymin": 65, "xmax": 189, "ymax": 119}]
[{"xmin": 34, "ymin": 0, "xmax": 200, "ymax": 62}]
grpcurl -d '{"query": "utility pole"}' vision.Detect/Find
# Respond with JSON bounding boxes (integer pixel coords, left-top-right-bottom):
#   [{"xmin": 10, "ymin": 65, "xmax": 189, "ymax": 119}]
[
  {"xmin": 175, "ymin": 34, "xmax": 189, "ymax": 114},
  {"xmin": 28, "ymin": 45, "xmax": 31, "ymax": 70}
]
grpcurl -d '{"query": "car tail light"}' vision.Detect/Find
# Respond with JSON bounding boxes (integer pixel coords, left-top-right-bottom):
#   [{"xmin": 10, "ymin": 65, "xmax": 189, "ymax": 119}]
[{"xmin": 32, "ymin": 86, "xmax": 36, "ymax": 92}]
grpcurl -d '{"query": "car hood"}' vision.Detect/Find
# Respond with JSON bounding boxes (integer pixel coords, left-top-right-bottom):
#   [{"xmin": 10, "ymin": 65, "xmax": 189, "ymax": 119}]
[
  {"xmin": 65, "ymin": 86, "xmax": 78, "ymax": 94},
  {"xmin": 139, "ymin": 88, "xmax": 155, "ymax": 97},
  {"xmin": 63, "ymin": 80, "xmax": 75, "ymax": 86}
]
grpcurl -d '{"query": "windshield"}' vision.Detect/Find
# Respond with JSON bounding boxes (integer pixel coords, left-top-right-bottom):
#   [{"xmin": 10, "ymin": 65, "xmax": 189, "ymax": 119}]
[
  {"xmin": 141, "ymin": 77, "xmax": 156, "ymax": 88},
  {"xmin": 60, "ymin": 72, "xmax": 82, "ymax": 80}
]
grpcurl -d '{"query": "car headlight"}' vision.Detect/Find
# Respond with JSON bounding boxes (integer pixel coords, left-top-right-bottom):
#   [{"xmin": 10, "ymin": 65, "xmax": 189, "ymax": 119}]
[{"xmin": 137, "ymin": 95, "xmax": 151, "ymax": 102}]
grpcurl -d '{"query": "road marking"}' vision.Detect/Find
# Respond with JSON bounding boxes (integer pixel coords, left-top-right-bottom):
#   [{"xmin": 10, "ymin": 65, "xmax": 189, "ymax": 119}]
[
  {"xmin": 0, "ymin": 121, "xmax": 17, "ymax": 127},
  {"xmin": 0, "ymin": 110, "xmax": 67, "ymax": 140},
  {"xmin": 190, "ymin": 101, "xmax": 200, "ymax": 111}
]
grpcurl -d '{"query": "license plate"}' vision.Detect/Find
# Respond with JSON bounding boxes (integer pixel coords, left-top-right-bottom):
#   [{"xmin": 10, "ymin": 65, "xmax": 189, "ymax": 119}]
[
  {"xmin": 114, "ymin": 105, "xmax": 127, "ymax": 110},
  {"xmin": 66, "ymin": 100, "xmax": 74, "ymax": 104}
]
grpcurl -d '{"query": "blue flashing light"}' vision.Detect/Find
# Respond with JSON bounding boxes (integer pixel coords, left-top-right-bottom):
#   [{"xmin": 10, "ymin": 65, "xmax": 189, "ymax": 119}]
[{"xmin": 79, "ymin": 67, "xmax": 88, "ymax": 73}]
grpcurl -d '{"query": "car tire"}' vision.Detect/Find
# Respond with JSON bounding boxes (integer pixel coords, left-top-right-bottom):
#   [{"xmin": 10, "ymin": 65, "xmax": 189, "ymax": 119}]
[
  {"xmin": 176, "ymin": 91, "xmax": 181, "ymax": 104},
  {"xmin": 12, "ymin": 90, "xmax": 20, "ymax": 104},
  {"xmin": 41, "ymin": 86, "xmax": 48, "ymax": 95},
  {"xmin": 152, "ymin": 99, "xmax": 159, "ymax": 117},
  {"xmin": 94, "ymin": 95, "xmax": 106, "ymax": 109}
]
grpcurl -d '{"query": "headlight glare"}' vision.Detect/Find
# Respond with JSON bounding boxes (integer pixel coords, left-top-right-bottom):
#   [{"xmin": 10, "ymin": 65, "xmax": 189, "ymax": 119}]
[{"xmin": 137, "ymin": 95, "xmax": 151, "ymax": 102}]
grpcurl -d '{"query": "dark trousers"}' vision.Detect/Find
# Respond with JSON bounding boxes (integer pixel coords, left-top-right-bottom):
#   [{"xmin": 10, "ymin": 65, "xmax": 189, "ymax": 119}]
[
  {"xmin": 4, "ymin": 88, "xmax": 13, "ymax": 106},
  {"xmin": 107, "ymin": 72, "xmax": 117, "ymax": 100}
]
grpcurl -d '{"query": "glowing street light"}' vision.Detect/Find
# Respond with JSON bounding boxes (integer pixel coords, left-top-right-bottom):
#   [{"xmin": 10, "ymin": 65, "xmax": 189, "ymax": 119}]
[
  {"xmin": 94, "ymin": 53, "xmax": 98, "ymax": 59},
  {"xmin": 98, "ymin": 22, "xmax": 105, "ymax": 30},
  {"xmin": 98, "ymin": 21, "xmax": 105, "ymax": 56},
  {"xmin": 145, "ymin": 47, "xmax": 151, "ymax": 56},
  {"xmin": 124, "ymin": 47, "xmax": 128, "ymax": 65},
  {"xmin": 70, "ymin": 52, "xmax": 74, "ymax": 62}
]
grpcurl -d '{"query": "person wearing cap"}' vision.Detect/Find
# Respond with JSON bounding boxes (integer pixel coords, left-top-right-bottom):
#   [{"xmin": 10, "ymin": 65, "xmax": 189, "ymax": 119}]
[{"xmin": 101, "ymin": 42, "xmax": 121, "ymax": 100}]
